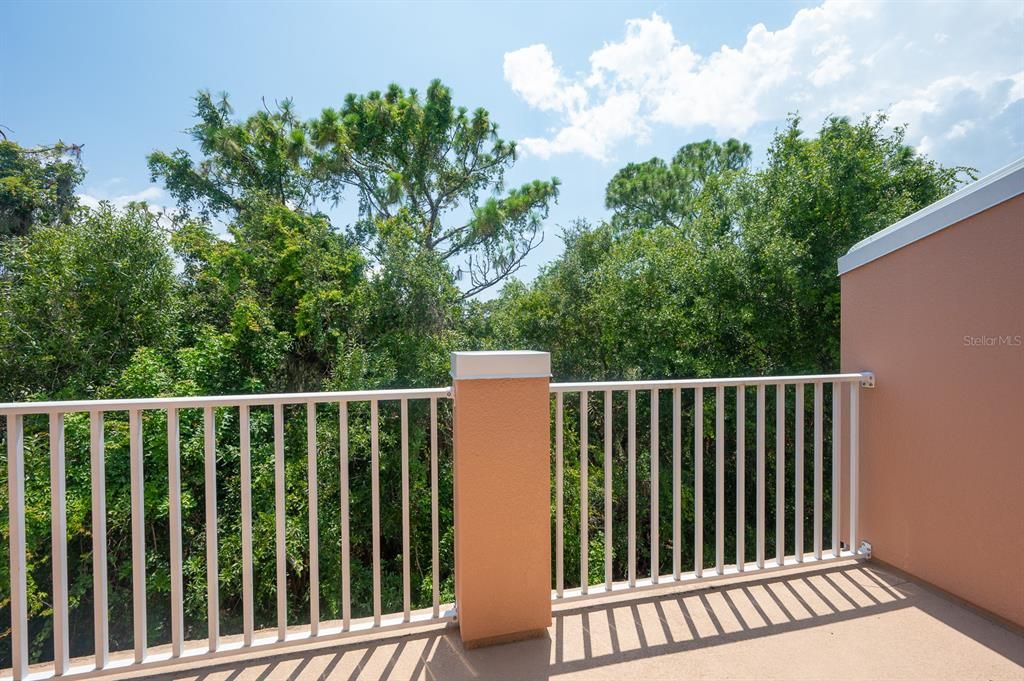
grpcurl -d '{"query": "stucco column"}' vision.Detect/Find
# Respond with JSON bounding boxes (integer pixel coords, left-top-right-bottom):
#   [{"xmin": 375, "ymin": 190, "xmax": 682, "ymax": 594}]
[{"xmin": 451, "ymin": 351, "xmax": 552, "ymax": 648}]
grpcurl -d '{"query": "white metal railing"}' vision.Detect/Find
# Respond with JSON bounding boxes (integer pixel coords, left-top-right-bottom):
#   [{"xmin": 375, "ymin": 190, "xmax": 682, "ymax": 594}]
[
  {"xmin": 549, "ymin": 373, "xmax": 871, "ymax": 602},
  {"xmin": 2, "ymin": 387, "xmax": 453, "ymax": 680}
]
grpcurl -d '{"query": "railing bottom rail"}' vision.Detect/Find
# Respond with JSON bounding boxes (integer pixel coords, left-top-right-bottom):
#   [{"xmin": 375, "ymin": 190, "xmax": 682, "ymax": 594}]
[
  {"xmin": 1, "ymin": 608, "xmax": 456, "ymax": 681},
  {"xmin": 552, "ymin": 550, "xmax": 863, "ymax": 605}
]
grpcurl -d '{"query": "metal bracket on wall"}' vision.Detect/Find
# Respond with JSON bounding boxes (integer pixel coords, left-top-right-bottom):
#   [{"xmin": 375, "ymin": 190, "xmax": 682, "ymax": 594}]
[
  {"xmin": 860, "ymin": 372, "xmax": 876, "ymax": 388},
  {"xmin": 858, "ymin": 541, "xmax": 873, "ymax": 558}
]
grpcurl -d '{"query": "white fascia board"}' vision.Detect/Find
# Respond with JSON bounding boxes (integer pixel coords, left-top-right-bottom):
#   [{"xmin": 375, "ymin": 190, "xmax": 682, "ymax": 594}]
[
  {"xmin": 838, "ymin": 157, "xmax": 1024, "ymax": 275},
  {"xmin": 450, "ymin": 351, "xmax": 552, "ymax": 380}
]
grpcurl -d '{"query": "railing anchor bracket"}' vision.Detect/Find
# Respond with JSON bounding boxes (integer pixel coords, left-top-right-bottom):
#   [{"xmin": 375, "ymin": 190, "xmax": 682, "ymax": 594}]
[
  {"xmin": 860, "ymin": 372, "xmax": 875, "ymax": 388},
  {"xmin": 858, "ymin": 540, "xmax": 873, "ymax": 558}
]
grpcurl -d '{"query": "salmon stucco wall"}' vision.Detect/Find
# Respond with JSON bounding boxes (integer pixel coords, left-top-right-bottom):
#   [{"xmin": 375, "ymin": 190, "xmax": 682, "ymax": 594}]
[
  {"xmin": 453, "ymin": 375, "xmax": 552, "ymax": 646},
  {"xmin": 840, "ymin": 193, "xmax": 1024, "ymax": 626}
]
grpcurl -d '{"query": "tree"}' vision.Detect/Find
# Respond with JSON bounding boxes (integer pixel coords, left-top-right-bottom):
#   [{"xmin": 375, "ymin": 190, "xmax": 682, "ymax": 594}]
[
  {"xmin": 170, "ymin": 200, "xmax": 367, "ymax": 392},
  {"xmin": 604, "ymin": 138, "xmax": 751, "ymax": 233},
  {"xmin": 0, "ymin": 138, "xmax": 84, "ymax": 238},
  {"xmin": 148, "ymin": 91, "xmax": 315, "ymax": 220},
  {"xmin": 150, "ymin": 82, "xmax": 560, "ymax": 300},
  {"xmin": 486, "ymin": 218, "xmax": 754, "ymax": 383},
  {"xmin": 341, "ymin": 211, "xmax": 467, "ymax": 387},
  {"xmin": 309, "ymin": 80, "xmax": 560, "ymax": 298},
  {"xmin": 740, "ymin": 114, "xmax": 970, "ymax": 371},
  {"xmin": 0, "ymin": 203, "xmax": 177, "ymax": 400},
  {"xmin": 495, "ymin": 116, "xmax": 969, "ymax": 380},
  {"xmin": 483, "ymin": 220, "xmax": 616, "ymax": 378}
]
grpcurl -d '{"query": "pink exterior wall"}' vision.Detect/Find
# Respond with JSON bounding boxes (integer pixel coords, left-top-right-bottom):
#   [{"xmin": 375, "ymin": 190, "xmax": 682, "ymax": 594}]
[
  {"xmin": 452, "ymin": 375, "xmax": 552, "ymax": 646},
  {"xmin": 841, "ymin": 194, "xmax": 1024, "ymax": 626}
]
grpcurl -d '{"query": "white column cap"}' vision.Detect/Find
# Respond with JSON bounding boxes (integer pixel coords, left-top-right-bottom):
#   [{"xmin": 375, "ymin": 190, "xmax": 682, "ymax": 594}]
[{"xmin": 450, "ymin": 351, "xmax": 551, "ymax": 381}]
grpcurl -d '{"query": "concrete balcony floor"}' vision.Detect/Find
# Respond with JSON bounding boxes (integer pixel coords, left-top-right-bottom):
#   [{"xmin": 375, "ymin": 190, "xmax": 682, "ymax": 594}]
[{"xmin": 108, "ymin": 560, "xmax": 1021, "ymax": 681}]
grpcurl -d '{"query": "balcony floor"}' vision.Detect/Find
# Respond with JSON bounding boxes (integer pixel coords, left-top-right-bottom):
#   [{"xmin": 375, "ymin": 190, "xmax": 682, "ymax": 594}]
[{"xmin": 105, "ymin": 560, "xmax": 1022, "ymax": 681}]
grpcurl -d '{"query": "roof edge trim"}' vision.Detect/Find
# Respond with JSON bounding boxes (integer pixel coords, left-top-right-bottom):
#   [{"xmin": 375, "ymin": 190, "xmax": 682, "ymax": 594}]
[{"xmin": 838, "ymin": 157, "xmax": 1024, "ymax": 275}]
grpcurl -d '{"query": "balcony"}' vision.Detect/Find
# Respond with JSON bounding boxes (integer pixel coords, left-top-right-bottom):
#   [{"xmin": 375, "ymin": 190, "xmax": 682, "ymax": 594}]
[
  {"xmin": 100, "ymin": 561, "xmax": 1022, "ymax": 680},
  {"xmin": 5, "ymin": 540, "xmax": 1022, "ymax": 679},
  {"xmin": 2, "ymin": 365, "xmax": 1021, "ymax": 680},
  {"xmin": 3, "ymin": 163, "xmax": 1023, "ymax": 680}
]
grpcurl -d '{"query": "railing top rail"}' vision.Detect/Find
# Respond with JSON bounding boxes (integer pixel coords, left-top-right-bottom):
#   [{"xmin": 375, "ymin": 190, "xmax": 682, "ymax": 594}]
[
  {"xmin": 549, "ymin": 372, "xmax": 869, "ymax": 393},
  {"xmin": 0, "ymin": 386, "xmax": 452, "ymax": 416}
]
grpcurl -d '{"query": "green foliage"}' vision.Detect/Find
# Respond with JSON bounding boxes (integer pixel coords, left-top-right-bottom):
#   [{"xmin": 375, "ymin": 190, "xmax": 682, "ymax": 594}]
[
  {"xmin": 151, "ymin": 81, "xmax": 560, "ymax": 300},
  {"xmin": 484, "ymin": 212, "xmax": 754, "ymax": 381},
  {"xmin": 491, "ymin": 115, "xmax": 968, "ymax": 379},
  {"xmin": 0, "ymin": 203, "xmax": 178, "ymax": 399},
  {"xmin": 739, "ymin": 114, "xmax": 969, "ymax": 370},
  {"xmin": 172, "ymin": 201, "xmax": 365, "ymax": 392},
  {"xmin": 309, "ymin": 79, "xmax": 560, "ymax": 297},
  {"xmin": 605, "ymin": 138, "xmax": 751, "ymax": 233},
  {"xmin": 349, "ymin": 212, "xmax": 467, "ymax": 387},
  {"xmin": 148, "ymin": 92, "xmax": 314, "ymax": 219},
  {"xmin": 0, "ymin": 140, "xmax": 84, "ymax": 238}
]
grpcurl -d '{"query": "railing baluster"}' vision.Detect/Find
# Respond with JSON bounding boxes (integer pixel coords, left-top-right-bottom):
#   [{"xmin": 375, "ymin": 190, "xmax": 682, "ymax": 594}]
[
  {"xmin": 7, "ymin": 414, "xmax": 28, "ymax": 681},
  {"xmin": 649, "ymin": 389, "xmax": 657, "ymax": 584},
  {"xmin": 694, "ymin": 387, "xmax": 703, "ymax": 578},
  {"xmin": 832, "ymin": 383, "xmax": 842, "ymax": 557},
  {"xmin": 715, "ymin": 387, "xmax": 724, "ymax": 575},
  {"xmin": 776, "ymin": 384, "xmax": 785, "ymax": 566},
  {"xmin": 604, "ymin": 389, "xmax": 613, "ymax": 590},
  {"xmin": 340, "ymin": 401, "xmax": 351, "ymax": 629},
  {"xmin": 307, "ymin": 402, "xmax": 320, "ymax": 635},
  {"xmin": 814, "ymin": 382, "xmax": 823, "ymax": 560},
  {"xmin": 129, "ymin": 409, "xmax": 147, "ymax": 662},
  {"xmin": 672, "ymin": 387, "xmax": 681, "ymax": 580},
  {"xmin": 555, "ymin": 391, "xmax": 563, "ymax": 597},
  {"xmin": 850, "ymin": 384, "xmax": 859, "ymax": 554},
  {"xmin": 627, "ymin": 389, "xmax": 636, "ymax": 587},
  {"xmin": 401, "ymin": 398, "xmax": 411, "ymax": 620},
  {"xmin": 240, "ymin": 406, "xmax": 254, "ymax": 646},
  {"xmin": 168, "ymin": 409, "xmax": 183, "ymax": 657},
  {"xmin": 274, "ymin": 403, "xmax": 287, "ymax": 640},
  {"xmin": 0, "ymin": 376, "xmax": 875, "ymax": 672},
  {"xmin": 756, "ymin": 385, "xmax": 765, "ymax": 569},
  {"xmin": 795, "ymin": 384, "xmax": 805, "ymax": 562},
  {"xmin": 580, "ymin": 390, "xmax": 589, "ymax": 594},
  {"xmin": 204, "ymin": 406, "xmax": 219, "ymax": 652},
  {"xmin": 50, "ymin": 413, "xmax": 69, "ymax": 675},
  {"xmin": 430, "ymin": 397, "xmax": 439, "ymax": 618},
  {"xmin": 371, "ymin": 399, "xmax": 381, "ymax": 626},
  {"xmin": 1, "ymin": 385, "xmax": 457, "ymax": 675},
  {"xmin": 91, "ymin": 412, "xmax": 109, "ymax": 668},
  {"xmin": 736, "ymin": 386, "xmax": 745, "ymax": 572}
]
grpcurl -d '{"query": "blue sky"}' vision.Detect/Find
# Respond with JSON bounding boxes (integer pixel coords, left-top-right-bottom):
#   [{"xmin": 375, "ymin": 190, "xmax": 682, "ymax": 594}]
[{"xmin": 3, "ymin": 1, "xmax": 1022, "ymax": 293}]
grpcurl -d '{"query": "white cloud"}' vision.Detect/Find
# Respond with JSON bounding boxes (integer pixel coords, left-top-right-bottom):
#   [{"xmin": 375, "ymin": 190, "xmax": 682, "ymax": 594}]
[
  {"xmin": 503, "ymin": 44, "xmax": 586, "ymax": 114},
  {"xmin": 587, "ymin": 14, "xmax": 697, "ymax": 92},
  {"xmin": 809, "ymin": 37, "xmax": 855, "ymax": 87},
  {"xmin": 945, "ymin": 120, "xmax": 975, "ymax": 140},
  {"xmin": 503, "ymin": 1, "xmax": 1024, "ymax": 168},
  {"xmin": 78, "ymin": 185, "xmax": 168, "ymax": 212},
  {"xmin": 519, "ymin": 92, "xmax": 645, "ymax": 161}
]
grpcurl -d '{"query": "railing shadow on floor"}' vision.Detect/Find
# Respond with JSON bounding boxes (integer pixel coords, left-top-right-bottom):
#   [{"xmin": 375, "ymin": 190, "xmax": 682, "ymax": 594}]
[{"xmin": 143, "ymin": 562, "xmax": 1023, "ymax": 681}]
